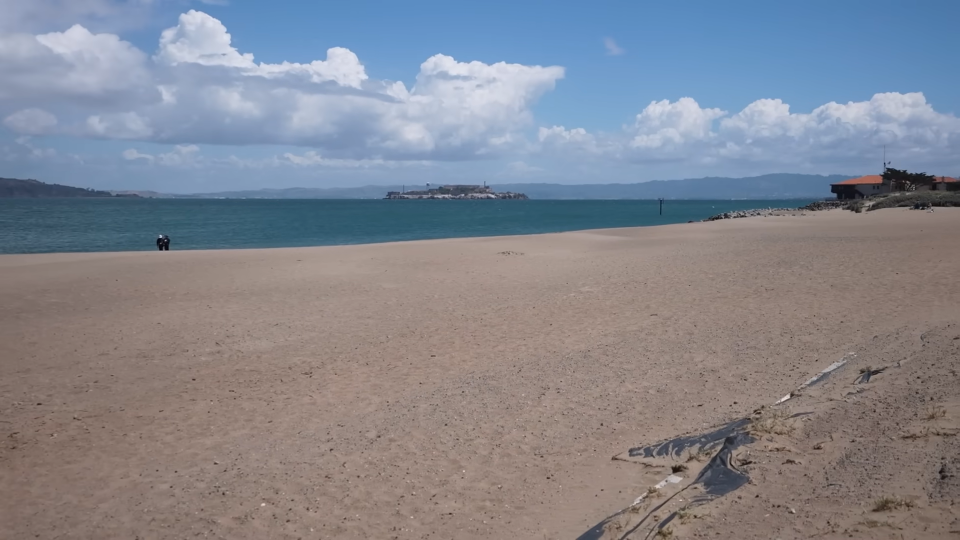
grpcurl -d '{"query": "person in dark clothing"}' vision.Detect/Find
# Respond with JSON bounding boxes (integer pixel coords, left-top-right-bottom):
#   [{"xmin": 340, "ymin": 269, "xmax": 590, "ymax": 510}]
[
  {"xmin": 157, "ymin": 234, "xmax": 165, "ymax": 251},
  {"xmin": 162, "ymin": 235, "xmax": 170, "ymax": 251}
]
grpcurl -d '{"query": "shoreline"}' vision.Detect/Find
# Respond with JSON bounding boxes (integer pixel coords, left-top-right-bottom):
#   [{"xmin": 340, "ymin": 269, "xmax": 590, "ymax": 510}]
[
  {"xmin": 0, "ymin": 208, "xmax": 826, "ymax": 261},
  {"xmin": 0, "ymin": 200, "xmax": 825, "ymax": 258}
]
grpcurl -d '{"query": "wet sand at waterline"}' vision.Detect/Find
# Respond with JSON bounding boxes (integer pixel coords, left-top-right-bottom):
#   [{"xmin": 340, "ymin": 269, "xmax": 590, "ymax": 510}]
[{"xmin": 2, "ymin": 208, "xmax": 958, "ymax": 539}]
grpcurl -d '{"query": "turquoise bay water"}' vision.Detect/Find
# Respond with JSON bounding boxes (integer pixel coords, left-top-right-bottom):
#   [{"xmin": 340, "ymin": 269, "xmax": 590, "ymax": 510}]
[{"xmin": 0, "ymin": 199, "xmax": 814, "ymax": 255}]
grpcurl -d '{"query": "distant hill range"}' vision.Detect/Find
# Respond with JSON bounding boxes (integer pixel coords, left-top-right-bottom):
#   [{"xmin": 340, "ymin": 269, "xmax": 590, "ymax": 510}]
[
  {"xmin": 173, "ymin": 185, "xmax": 398, "ymax": 200},
  {"xmin": 0, "ymin": 178, "xmax": 137, "ymax": 198},
  {"xmin": 497, "ymin": 173, "xmax": 850, "ymax": 199},
  {"xmin": 1, "ymin": 173, "xmax": 853, "ymax": 200},
  {"xmin": 170, "ymin": 173, "xmax": 851, "ymax": 200}
]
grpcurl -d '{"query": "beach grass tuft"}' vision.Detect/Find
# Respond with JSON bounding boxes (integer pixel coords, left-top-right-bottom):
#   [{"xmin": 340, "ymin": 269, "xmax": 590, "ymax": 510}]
[
  {"xmin": 749, "ymin": 408, "xmax": 796, "ymax": 436},
  {"xmin": 872, "ymin": 496, "xmax": 914, "ymax": 512},
  {"xmin": 925, "ymin": 405, "xmax": 947, "ymax": 420},
  {"xmin": 867, "ymin": 192, "xmax": 960, "ymax": 211},
  {"xmin": 655, "ymin": 525, "xmax": 675, "ymax": 538}
]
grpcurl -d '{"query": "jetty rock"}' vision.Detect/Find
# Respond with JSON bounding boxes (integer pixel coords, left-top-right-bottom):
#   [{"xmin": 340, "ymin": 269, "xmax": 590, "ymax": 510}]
[{"xmin": 705, "ymin": 207, "xmax": 802, "ymax": 221}]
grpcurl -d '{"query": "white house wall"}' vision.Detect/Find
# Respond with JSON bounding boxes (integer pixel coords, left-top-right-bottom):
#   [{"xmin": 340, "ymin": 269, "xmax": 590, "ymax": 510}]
[{"xmin": 855, "ymin": 184, "xmax": 886, "ymax": 197}]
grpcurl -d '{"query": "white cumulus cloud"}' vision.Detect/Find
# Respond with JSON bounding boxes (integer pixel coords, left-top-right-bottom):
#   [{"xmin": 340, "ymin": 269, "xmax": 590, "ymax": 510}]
[
  {"xmin": 2, "ymin": 7, "xmax": 959, "ymax": 177},
  {"xmin": 0, "ymin": 24, "xmax": 153, "ymax": 110},
  {"xmin": 3, "ymin": 108, "xmax": 58, "ymax": 134},
  {"xmin": 155, "ymin": 11, "xmax": 369, "ymax": 88},
  {"xmin": 542, "ymin": 93, "xmax": 960, "ymax": 171},
  {"xmin": 0, "ymin": 9, "xmax": 564, "ymax": 162},
  {"xmin": 716, "ymin": 92, "xmax": 960, "ymax": 165},
  {"xmin": 122, "ymin": 148, "xmax": 153, "ymax": 162},
  {"xmin": 156, "ymin": 10, "xmax": 254, "ymax": 68},
  {"xmin": 538, "ymin": 125, "xmax": 610, "ymax": 156},
  {"xmin": 121, "ymin": 144, "xmax": 200, "ymax": 166},
  {"xmin": 282, "ymin": 151, "xmax": 428, "ymax": 168},
  {"xmin": 86, "ymin": 112, "xmax": 153, "ymax": 139},
  {"xmin": 630, "ymin": 97, "xmax": 726, "ymax": 150}
]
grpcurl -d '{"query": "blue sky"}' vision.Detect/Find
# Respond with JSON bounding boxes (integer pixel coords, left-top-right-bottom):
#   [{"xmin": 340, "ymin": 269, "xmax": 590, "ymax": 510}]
[
  {"xmin": 2, "ymin": 0, "xmax": 959, "ymax": 192},
  {"xmin": 199, "ymin": 0, "xmax": 960, "ymax": 123}
]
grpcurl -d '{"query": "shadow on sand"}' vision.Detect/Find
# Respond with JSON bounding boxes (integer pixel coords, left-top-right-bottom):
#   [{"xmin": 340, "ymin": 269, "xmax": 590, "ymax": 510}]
[{"xmin": 578, "ymin": 433, "xmax": 754, "ymax": 540}]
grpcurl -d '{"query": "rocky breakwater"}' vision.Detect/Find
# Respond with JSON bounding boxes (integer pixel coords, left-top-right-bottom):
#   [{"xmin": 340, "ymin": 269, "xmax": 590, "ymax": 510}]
[
  {"xmin": 799, "ymin": 200, "xmax": 847, "ymax": 211},
  {"xmin": 705, "ymin": 207, "xmax": 802, "ymax": 221}
]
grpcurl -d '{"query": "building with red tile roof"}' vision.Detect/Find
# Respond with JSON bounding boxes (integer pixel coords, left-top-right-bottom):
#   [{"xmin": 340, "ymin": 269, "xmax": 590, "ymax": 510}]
[
  {"xmin": 830, "ymin": 174, "xmax": 958, "ymax": 199},
  {"xmin": 932, "ymin": 176, "xmax": 958, "ymax": 191},
  {"xmin": 830, "ymin": 175, "xmax": 886, "ymax": 199}
]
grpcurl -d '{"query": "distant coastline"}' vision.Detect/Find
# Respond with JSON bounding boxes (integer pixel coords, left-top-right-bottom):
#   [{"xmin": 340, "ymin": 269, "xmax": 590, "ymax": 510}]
[
  {"xmin": 0, "ymin": 199, "xmax": 815, "ymax": 255},
  {"xmin": 176, "ymin": 174, "xmax": 843, "ymax": 200},
  {"xmin": 0, "ymin": 173, "xmax": 848, "ymax": 200},
  {"xmin": 0, "ymin": 178, "xmax": 139, "ymax": 198}
]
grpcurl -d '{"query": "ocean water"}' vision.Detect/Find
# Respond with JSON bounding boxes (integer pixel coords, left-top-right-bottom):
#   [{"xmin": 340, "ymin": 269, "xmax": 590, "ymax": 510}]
[{"xmin": 0, "ymin": 198, "xmax": 814, "ymax": 255}]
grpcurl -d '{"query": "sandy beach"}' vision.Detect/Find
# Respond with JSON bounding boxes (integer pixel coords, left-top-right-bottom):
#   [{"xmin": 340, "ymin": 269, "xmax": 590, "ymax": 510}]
[{"xmin": 2, "ymin": 208, "xmax": 958, "ymax": 539}]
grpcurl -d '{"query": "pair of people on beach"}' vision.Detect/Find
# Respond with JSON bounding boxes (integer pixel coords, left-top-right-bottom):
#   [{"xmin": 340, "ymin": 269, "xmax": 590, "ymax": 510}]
[{"xmin": 156, "ymin": 235, "xmax": 171, "ymax": 251}]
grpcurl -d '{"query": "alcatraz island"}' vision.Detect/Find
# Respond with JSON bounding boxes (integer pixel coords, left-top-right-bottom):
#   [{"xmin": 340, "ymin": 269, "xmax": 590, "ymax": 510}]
[{"xmin": 385, "ymin": 184, "xmax": 527, "ymax": 200}]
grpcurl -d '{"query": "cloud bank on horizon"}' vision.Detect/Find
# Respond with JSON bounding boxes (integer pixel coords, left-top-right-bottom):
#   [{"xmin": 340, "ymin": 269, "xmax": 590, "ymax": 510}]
[{"xmin": 1, "ymin": 3, "xmax": 959, "ymax": 190}]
